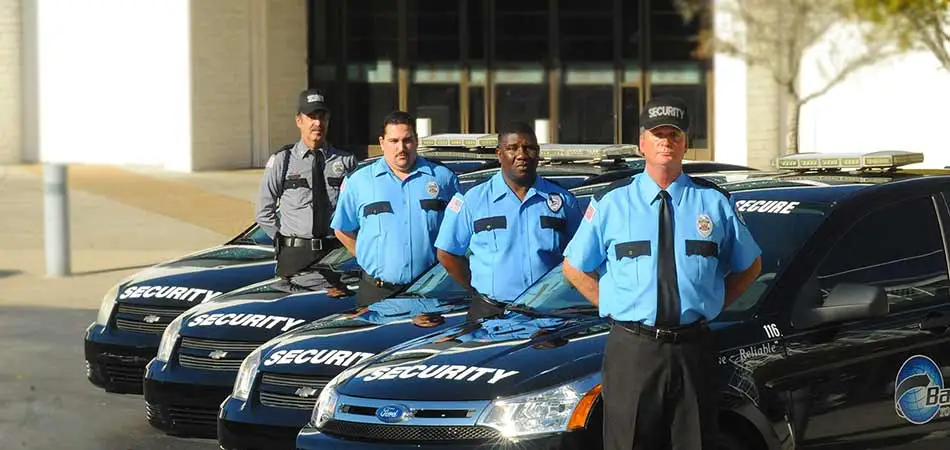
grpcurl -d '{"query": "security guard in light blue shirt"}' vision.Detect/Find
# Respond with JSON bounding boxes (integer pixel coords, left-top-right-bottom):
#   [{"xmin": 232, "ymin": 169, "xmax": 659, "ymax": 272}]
[
  {"xmin": 332, "ymin": 111, "xmax": 461, "ymax": 307},
  {"xmin": 436, "ymin": 122, "xmax": 582, "ymax": 322},
  {"xmin": 562, "ymin": 96, "xmax": 762, "ymax": 450}
]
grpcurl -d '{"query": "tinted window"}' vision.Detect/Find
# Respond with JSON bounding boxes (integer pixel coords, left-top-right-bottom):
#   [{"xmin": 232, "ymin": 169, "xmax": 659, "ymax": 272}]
[
  {"xmin": 402, "ymin": 263, "xmax": 469, "ymax": 298},
  {"xmin": 816, "ymin": 196, "xmax": 949, "ymax": 308}
]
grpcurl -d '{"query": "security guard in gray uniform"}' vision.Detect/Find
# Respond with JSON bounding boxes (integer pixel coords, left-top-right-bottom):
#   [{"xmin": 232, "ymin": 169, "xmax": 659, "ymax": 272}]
[
  {"xmin": 563, "ymin": 96, "xmax": 763, "ymax": 450},
  {"xmin": 255, "ymin": 88, "xmax": 357, "ymax": 296}
]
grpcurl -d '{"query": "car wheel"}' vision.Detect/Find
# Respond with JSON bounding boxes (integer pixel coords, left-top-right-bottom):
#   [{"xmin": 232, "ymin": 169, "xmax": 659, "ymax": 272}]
[{"xmin": 718, "ymin": 432, "xmax": 752, "ymax": 450}]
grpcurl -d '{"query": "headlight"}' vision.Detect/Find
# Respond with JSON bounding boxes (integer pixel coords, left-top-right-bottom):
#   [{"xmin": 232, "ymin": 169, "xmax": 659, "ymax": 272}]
[
  {"xmin": 156, "ymin": 315, "xmax": 184, "ymax": 362},
  {"xmin": 94, "ymin": 284, "xmax": 120, "ymax": 326},
  {"xmin": 477, "ymin": 374, "xmax": 602, "ymax": 438},
  {"xmin": 311, "ymin": 364, "xmax": 363, "ymax": 429},
  {"xmin": 232, "ymin": 348, "xmax": 263, "ymax": 401}
]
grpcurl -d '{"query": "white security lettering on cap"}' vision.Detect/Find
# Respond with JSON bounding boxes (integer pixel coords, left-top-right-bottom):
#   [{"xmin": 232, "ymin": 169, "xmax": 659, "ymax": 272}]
[
  {"xmin": 307, "ymin": 94, "xmax": 324, "ymax": 103},
  {"xmin": 648, "ymin": 106, "xmax": 685, "ymax": 119},
  {"xmin": 360, "ymin": 364, "xmax": 520, "ymax": 384}
]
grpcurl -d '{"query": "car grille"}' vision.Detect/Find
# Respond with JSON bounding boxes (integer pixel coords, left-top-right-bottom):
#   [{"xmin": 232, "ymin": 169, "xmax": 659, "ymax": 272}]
[
  {"xmin": 258, "ymin": 373, "xmax": 331, "ymax": 410},
  {"xmin": 101, "ymin": 359, "xmax": 145, "ymax": 386},
  {"xmin": 114, "ymin": 304, "xmax": 190, "ymax": 334},
  {"xmin": 177, "ymin": 337, "xmax": 264, "ymax": 372},
  {"xmin": 146, "ymin": 401, "xmax": 219, "ymax": 438},
  {"xmin": 320, "ymin": 420, "xmax": 501, "ymax": 442}
]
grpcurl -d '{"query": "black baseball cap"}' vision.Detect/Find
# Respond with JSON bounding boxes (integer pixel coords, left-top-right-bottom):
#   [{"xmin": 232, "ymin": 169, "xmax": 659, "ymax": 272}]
[
  {"xmin": 640, "ymin": 96, "xmax": 690, "ymax": 132},
  {"xmin": 298, "ymin": 88, "xmax": 330, "ymax": 115}
]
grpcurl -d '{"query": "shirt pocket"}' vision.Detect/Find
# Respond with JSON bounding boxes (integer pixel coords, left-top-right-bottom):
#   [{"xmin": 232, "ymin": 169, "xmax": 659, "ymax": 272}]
[
  {"xmin": 538, "ymin": 215, "xmax": 567, "ymax": 253},
  {"xmin": 684, "ymin": 239, "xmax": 719, "ymax": 282},
  {"xmin": 473, "ymin": 216, "xmax": 507, "ymax": 253},
  {"xmin": 613, "ymin": 240, "xmax": 652, "ymax": 285},
  {"xmin": 362, "ymin": 201, "xmax": 395, "ymax": 237},
  {"xmin": 419, "ymin": 199, "xmax": 447, "ymax": 238}
]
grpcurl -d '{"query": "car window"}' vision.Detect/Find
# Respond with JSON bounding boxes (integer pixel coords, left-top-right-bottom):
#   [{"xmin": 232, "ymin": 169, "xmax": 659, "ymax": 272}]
[
  {"xmin": 816, "ymin": 196, "xmax": 949, "ymax": 309},
  {"xmin": 401, "ymin": 263, "xmax": 470, "ymax": 298}
]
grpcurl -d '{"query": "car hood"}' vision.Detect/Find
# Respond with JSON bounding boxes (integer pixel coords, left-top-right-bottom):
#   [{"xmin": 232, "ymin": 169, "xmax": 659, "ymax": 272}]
[
  {"xmin": 113, "ymin": 244, "xmax": 277, "ymax": 307},
  {"xmin": 256, "ymin": 296, "xmax": 474, "ymax": 376},
  {"xmin": 336, "ymin": 315, "xmax": 747, "ymax": 402}
]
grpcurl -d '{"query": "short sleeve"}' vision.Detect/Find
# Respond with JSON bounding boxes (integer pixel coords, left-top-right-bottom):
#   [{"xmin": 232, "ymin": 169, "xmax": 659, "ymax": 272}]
[
  {"xmin": 434, "ymin": 192, "xmax": 473, "ymax": 256},
  {"xmin": 723, "ymin": 197, "xmax": 761, "ymax": 273},
  {"xmin": 562, "ymin": 197, "xmax": 608, "ymax": 272},
  {"xmin": 331, "ymin": 173, "xmax": 360, "ymax": 232}
]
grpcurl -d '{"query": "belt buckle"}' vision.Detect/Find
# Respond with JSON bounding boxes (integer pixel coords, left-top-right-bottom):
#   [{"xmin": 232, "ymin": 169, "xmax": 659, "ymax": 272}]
[
  {"xmin": 655, "ymin": 327, "xmax": 676, "ymax": 342},
  {"xmin": 375, "ymin": 279, "xmax": 384, "ymax": 288},
  {"xmin": 311, "ymin": 239, "xmax": 323, "ymax": 251}
]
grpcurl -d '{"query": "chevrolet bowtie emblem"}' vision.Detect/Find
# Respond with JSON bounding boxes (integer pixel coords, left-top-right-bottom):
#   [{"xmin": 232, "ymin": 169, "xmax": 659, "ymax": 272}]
[
  {"xmin": 143, "ymin": 315, "xmax": 161, "ymax": 324},
  {"xmin": 208, "ymin": 350, "xmax": 228, "ymax": 360},
  {"xmin": 295, "ymin": 386, "xmax": 320, "ymax": 398}
]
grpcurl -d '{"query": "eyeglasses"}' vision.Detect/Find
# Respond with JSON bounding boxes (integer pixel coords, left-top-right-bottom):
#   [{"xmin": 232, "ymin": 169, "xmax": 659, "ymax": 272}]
[{"xmin": 501, "ymin": 144, "xmax": 541, "ymax": 156}]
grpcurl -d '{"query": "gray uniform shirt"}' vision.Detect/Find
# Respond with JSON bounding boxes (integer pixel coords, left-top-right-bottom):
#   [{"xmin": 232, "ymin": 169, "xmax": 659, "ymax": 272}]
[{"xmin": 255, "ymin": 139, "xmax": 357, "ymax": 239}]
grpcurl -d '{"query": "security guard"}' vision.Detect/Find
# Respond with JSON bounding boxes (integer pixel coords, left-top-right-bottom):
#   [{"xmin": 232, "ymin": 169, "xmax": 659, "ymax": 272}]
[
  {"xmin": 435, "ymin": 122, "xmax": 582, "ymax": 322},
  {"xmin": 255, "ymin": 88, "xmax": 357, "ymax": 297},
  {"xmin": 332, "ymin": 111, "xmax": 461, "ymax": 306},
  {"xmin": 562, "ymin": 96, "xmax": 763, "ymax": 450}
]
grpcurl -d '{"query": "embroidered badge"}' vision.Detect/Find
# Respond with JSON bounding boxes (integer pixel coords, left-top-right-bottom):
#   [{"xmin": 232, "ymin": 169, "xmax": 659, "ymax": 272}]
[
  {"xmin": 584, "ymin": 204, "xmax": 597, "ymax": 222},
  {"xmin": 547, "ymin": 193, "xmax": 563, "ymax": 212},
  {"xmin": 426, "ymin": 181, "xmax": 440, "ymax": 198},
  {"xmin": 331, "ymin": 160, "xmax": 345, "ymax": 176},
  {"xmin": 697, "ymin": 214, "xmax": 713, "ymax": 237},
  {"xmin": 448, "ymin": 196, "xmax": 463, "ymax": 213}
]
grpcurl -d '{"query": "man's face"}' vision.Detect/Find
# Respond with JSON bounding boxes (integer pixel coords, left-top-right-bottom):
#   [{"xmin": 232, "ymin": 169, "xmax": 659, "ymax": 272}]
[
  {"xmin": 640, "ymin": 126, "xmax": 687, "ymax": 168},
  {"xmin": 497, "ymin": 132, "xmax": 540, "ymax": 184},
  {"xmin": 379, "ymin": 123, "xmax": 418, "ymax": 172},
  {"xmin": 296, "ymin": 110, "xmax": 330, "ymax": 147}
]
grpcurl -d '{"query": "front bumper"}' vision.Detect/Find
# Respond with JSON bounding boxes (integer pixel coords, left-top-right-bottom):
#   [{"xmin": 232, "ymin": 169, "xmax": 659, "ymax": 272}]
[
  {"xmin": 83, "ymin": 323, "xmax": 160, "ymax": 394},
  {"xmin": 218, "ymin": 395, "xmax": 311, "ymax": 450},
  {"xmin": 295, "ymin": 425, "xmax": 594, "ymax": 449},
  {"xmin": 143, "ymin": 360, "xmax": 235, "ymax": 438}
]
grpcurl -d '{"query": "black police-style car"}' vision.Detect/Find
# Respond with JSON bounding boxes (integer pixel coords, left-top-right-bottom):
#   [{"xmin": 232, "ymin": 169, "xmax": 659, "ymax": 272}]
[
  {"xmin": 212, "ymin": 169, "xmax": 761, "ymax": 450},
  {"xmin": 84, "ymin": 224, "xmax": 278, "ymax": 394},
  {"xmin": 297, "ymin": 151, "xmax": 950, "ymax": 450}
]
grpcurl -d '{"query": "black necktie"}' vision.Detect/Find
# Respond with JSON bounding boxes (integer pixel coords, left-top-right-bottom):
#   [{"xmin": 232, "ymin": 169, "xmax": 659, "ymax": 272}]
[
  {"xmin": 655, "ymin": 190, "xmax": 681, "ymax": 327},
  {"xmin": 312, "ymin": 150, "xmax": 331, "ymax": 239}
]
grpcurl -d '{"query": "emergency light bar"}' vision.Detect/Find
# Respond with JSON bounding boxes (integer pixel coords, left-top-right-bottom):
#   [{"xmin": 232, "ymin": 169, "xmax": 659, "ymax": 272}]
[
  {"xmin": 540, "ymin": 143, "xmax": 640, "ymax": 162},
  {"xmin": 419, "ymin": 133, "xmax": 498, "ymax": 149},
  {"xmin": 776, "ymin": 150, "xmax": 925, "ymax": 171}
]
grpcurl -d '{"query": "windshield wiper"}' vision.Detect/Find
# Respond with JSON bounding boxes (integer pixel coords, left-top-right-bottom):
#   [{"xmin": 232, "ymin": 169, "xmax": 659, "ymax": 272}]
[
  {"xmin": 505, "ymin": 304, "xmax": 578, "ymax": 319},
  {"xmin": 553, "ymin": 306, "xmax": 599, "ymax": 316}
]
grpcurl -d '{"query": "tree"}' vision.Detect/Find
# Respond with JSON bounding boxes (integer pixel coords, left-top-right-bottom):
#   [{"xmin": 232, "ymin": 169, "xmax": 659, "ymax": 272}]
[
  {"xmin": 852, "ymin": 0, "xmax": 950, "ymax": 71},
  {"xmin": 676, "ymin": 0, "xmax": 899, "ymax": 154}
]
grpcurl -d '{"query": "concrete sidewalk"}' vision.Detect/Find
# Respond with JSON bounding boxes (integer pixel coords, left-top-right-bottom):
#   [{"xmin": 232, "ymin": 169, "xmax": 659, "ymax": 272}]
[{"xmin": 0, "ymin": 164, "xmax": 265, "ymax": 310}]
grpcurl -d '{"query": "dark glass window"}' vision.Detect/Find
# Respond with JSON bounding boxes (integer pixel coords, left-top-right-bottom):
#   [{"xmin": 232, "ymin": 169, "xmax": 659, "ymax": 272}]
[
  {"xmin": 467, "ymin": 0, "xmax": 487, "ymax": 60},
  {"xmin": 469, "ymin": 87, "xmax": 486, "ymax": 133},
  {"xmin": 559, "ymin": 0, "xmax": 614, "ymax": 62},
  {"xmin": 494, "ymin": 0, "xmax": 548, "ymax": 61},
  {"xmin": 409, "ymin": 85, "xmax": 461, "ymax": 135},
  {"xmin": 651, "ymin": 84, "xmax": 707, "ymax": 148},
  {"xmin": 346, "ymin": 83, "xmax": 398, "ymax": 146},
  {"xmin": 308, "ymin": 0, "xmax": 343, "ymax": 64},
  {"xmin": 649, "ymin": 0, "xmax": 701, "ymax": 63},
  {"xmin": 621, "ymin": 87, "xmax": 641, "ymax": 145},
  {"xmin": 817, "ymin": 197, "xmax": 949, "ymax": 308},
  {"xmin": 559, "ymin": 86, "xmax": 614, "ymax": 144},
  {"xmin": 495, "ymin": 85, "xmax": 549, "ymax": 133},
  {"xmin": 345, "ymin": 0, "xmax": 398, "ymax": 62},
  {"xmin": 620, "ymin": 0, "xmax": 640, "ymax": 60},
  {"xmin": 408, "ymin": 0, "xmax": 461, "ymax": 61}
]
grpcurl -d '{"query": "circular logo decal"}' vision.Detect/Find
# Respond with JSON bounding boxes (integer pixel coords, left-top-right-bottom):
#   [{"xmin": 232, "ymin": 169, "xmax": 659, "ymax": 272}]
[
  {"xmin": 375, "ymin": 404, "xmax": 412, "ymax": 423},
  {"xmin": 697, "ymin": 214, "xmax": 713, "ymax": 237},
  {"xmin": 426, "ymin": 181, "xmax": 440, "ymax": 198},
  {"xmin": 547, "ymin": 193, "xmax": 563, "ymax": 212},
  {"xmin": 895, "ymin": 355, "xmax": 944, "ymax": 425}
]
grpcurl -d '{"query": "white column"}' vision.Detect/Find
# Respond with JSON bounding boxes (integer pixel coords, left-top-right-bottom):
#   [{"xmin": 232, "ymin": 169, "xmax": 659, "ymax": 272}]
[
  {"xmin": 534, "ymin": 119, "xmax": 550, "ymax": 144},
  {"xmin": 0, "ymin": 0, "xmax": 23, "ymax": 163},
  {"xmin": 416, "ymin": 118, "xmax": 432, "ymax": 138}
]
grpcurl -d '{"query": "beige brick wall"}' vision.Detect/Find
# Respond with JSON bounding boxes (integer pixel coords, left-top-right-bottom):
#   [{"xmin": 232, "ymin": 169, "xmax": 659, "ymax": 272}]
[
  {"xmin": 0, "ymin": 0, "xmax": 21, "ymax": 164},
  {"xmin": 265, "ymin": 0, "xmax": 307, "ymax": 156},
  {"xmin": 744, "ymin": 64, "xmax": 781, "ymax": 170}
]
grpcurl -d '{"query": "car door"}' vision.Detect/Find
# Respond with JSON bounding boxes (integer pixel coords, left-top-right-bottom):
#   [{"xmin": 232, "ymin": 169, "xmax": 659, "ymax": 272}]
[{"xmin": 774, "ymin": 194, "xmax": 950, "ymax": 449}]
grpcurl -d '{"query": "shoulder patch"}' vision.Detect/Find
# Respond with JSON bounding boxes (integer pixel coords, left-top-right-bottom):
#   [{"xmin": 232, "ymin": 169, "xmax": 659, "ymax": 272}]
[
  {"xmin": 593, "ymin": 176, "xmax": 636, "ymax": 201},
  {"xmin": 689, "ymin": 175, "xmax": 731, "ymax": 199},
  {"xmin": 265, "ymin": 154, "xmax": 276, "ymax": 169}
]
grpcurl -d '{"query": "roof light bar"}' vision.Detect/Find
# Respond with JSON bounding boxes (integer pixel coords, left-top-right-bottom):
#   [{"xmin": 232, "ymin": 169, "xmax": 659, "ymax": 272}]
[
  {"xmin": 776, "ymin": 150, "xmax": 925, "ymax": 171},
  {"xmin": 419, "ymin": 133, "xmax": 498, "ymax": 149},
  {"xmin": 540, "ymin": 144, "xmax": 640, "ymax": 162}
]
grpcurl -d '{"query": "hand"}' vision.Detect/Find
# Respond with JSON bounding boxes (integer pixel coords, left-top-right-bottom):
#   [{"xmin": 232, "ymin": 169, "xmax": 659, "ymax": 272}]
[{"xmin": 412, "ymin": 313, "xmax": 445, "ymax": 328}]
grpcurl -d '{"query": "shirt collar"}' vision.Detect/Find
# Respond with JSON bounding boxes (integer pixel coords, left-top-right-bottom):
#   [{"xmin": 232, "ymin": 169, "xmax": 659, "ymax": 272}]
[
  {"xmin": 294, "ymin": 139, "xmax": 328, "ymax": 158},
  {"xmin": 636, "ymin": 170, "xmax": 690, "ymax": 206},
  {"xmin": 372, "ymin": 155, "xmax": 434, "ymax": 178},
  {"xmin": 490, "ymin": 173, "xmax": 547, "ymax": 203}
]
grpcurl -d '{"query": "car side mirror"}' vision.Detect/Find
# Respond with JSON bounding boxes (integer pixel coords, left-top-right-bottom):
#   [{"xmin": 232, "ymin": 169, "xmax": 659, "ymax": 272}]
[{"xmin": 792, "ymin": 283, "xmax": 889, "ymax": 330}]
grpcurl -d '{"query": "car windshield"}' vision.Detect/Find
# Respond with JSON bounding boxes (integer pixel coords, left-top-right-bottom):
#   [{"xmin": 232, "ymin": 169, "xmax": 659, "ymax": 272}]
[
  {"xmin": 229, "ymin": 224, "xmax": 273, "ymax": 246},
  {"xmin": 318, "ymin": 246, "xmax": 355, "ymax": 267},
  {"xmin": 508, "ymin": 196, "xmax": 832, "ymax": 320},
  {"xmin": 401, "ymin": 263, "xmax": 471, "ymax": 299}
]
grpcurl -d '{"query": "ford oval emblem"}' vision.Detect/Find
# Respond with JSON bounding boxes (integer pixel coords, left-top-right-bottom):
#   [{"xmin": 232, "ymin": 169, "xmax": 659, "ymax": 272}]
[{"xmin": 375, "ymin": 404, "xmax": 411, "ymax": 423}]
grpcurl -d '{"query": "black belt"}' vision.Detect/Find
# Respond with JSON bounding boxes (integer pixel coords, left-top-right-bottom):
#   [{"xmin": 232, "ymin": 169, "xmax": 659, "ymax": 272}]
[
  {"xmin": 361, "ymin": 273, "xmax": 407, "ymax": 291},
  {"xmin": 610, "ymin": 318, "xmax": 708, "ymax": 344},
  {"xmin": 280, "ymin": 236, "xmax": 334, "ymax": 251}
]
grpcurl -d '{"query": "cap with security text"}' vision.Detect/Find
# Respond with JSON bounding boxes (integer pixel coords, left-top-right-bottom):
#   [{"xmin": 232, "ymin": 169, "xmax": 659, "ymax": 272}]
[
  {"xmin": 640, "ymin": 96, "xmax": 690, "ymax": 132},
  {"xmin": 298, "ymin": 88, "xmax": 330, "ymax": 115}
]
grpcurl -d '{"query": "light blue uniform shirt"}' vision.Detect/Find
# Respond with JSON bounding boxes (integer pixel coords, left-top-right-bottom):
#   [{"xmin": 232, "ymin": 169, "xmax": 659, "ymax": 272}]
[
  {"xmin": 563, "ymin": 172, "xmax": 761, "ymax": 325},
  {"xmin": 331, "ymin": 157, "xmax": 461, "ymax": 285},
  {"xmin": 356, "ymin": 298, "xmax": 461, "ymax": 325},
  {"xmin": 436, "ymin": 173, "xmax": 583, "ymax": 302}
]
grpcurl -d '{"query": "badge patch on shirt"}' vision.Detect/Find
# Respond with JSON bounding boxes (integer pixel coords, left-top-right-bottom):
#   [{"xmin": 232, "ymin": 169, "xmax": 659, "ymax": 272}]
[
  {"xmin": 546, "ymin": 193, "xmax": 563, "ymax": 212},
  {"xmin": 426, "ymin": 181, "xmax": 440, "ymax": 198},
  {"xmin": 448, "ymin": 196, "xmax": 463, "ymax": 213},
  {"xmin": 583, "ymin": 204, "xmax": 597, "ymax": 222},
  {"xmin": 331, "ymin": 160, "xmax": 345, "ymax": 176},
  {"xmin": 697, "ymin": 214, "xmax": 713, "ymax": 237}
]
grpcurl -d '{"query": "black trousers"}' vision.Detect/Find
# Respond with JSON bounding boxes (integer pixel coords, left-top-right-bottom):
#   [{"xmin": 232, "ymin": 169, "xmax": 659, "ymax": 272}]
[
  {"xmin": 602, "ymin": 324, "xmax": 719, "ymax": 450},
  {"xmin": 355, "ymin": 274, "xmax": 405, "ymax": 307},
  {"xmin": 275, "ymin": 243, "xmax": 342, "ymax": 287}
]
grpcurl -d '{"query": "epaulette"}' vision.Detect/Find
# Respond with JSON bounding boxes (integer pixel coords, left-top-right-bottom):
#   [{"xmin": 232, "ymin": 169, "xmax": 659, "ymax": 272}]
[
  {"xmin": 593, "ymin": 176, "xmax": 636, "ymax": 201},
  {"xmin": 273, "ymin": 143, "xmax": 294, "ymax": 155},
  {"xmin": 689, "ymin": 175, "xmax": 731, "ymax": 199}
]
